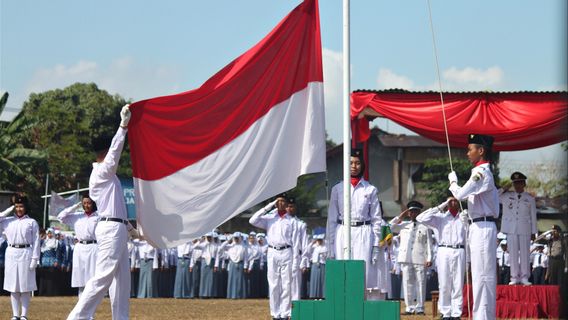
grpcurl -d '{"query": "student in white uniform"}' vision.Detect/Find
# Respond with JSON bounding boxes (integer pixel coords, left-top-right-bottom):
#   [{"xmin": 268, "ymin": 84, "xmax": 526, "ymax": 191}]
[
  {"xmin": 286, "ymin": 197, "xmax": 308, "ymax": 301},
  {"xmin": 499, "ymin": 171, "xmax": 537, "ymax": 285},
  {"xmin": 0, "ymin": 195, "xmax": 40, "ymax": 320},
  {"xmin": 56, "ymin": 195, "xmax": 99, "ymax": 298},
  {"xmin": 497, "ymin": 240, "xmax": 511, "ymax": 285},
  {"xmin": 326, "ymin": 149, "xmax": 382, "ymax": 293},
  {"xmin": 416, "ymin": 197, "xmax": 466, "ymax": 320},
  {"xmin": 218, "ymin": 232, "xmax": 248, "ymax": 299},
  {"xmin": 67, "ymin": 105, "xmax": 140, "ymax": 320},
  {"xmin": 389, "ymin": 201, "xmax": 433, "ymax": 315},
  {"xmin": 530, "ymin": 244, "xmax": 547, "ymax": 285},
  {"xmin": 307, "ymin": 234, "xmax": 327, "ymax": 299},
  {"xmin": 250, "ymin": 194, "xmax": 300, "ymax": 320},
  {"xmin": 0, "ymin": 196, "xmax": 40, "ymax": 320},
  {"xmin": 137, "ymin": 240, "xmax": 159, "ymax": 298},
  {"xmin": 448, "ymin": 133, "xmax": 499, "ymax": 320}
]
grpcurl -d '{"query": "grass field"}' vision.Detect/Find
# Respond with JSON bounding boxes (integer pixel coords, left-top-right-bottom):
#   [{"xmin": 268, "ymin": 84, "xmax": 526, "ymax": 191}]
[{"xmin": 0, "ymin": 296, "xmax": 435, "ymax": 319}]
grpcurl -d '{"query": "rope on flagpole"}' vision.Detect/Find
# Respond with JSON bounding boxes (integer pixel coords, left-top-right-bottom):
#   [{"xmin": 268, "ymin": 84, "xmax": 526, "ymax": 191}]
[{"xmin": 426, "ymin": 0, "xmax": 472, "ymax": 318}]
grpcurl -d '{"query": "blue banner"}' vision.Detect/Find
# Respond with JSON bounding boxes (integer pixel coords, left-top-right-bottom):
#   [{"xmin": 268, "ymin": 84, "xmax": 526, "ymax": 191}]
[{"xmin": 120, "ymin": 177, "xmax": 136, "ymax": 220}]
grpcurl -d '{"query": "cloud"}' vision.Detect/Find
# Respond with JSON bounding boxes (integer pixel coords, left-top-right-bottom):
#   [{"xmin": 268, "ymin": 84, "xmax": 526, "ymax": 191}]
[
  {"xmin": 443, "ymin": 66, "xmax": 503, "ymax": 87},
  {"xmin": 376, "ymin": 69, "xmax": 415, "ymax": 89},
  {"xmin": 0, "ymin": 58, "xmax": 183, "ymax": 121}
]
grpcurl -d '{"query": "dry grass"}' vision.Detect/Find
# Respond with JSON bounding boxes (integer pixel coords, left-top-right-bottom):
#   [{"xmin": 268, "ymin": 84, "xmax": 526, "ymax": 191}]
[{"xmin": 0, "ymin": 296, "xmax": 435, "ymax": 319}]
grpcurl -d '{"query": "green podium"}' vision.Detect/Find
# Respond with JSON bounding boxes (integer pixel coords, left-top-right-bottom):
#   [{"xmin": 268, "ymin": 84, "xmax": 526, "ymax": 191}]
[{"xmin": 291, "ymin": 260, "xmax": 400, "ymax": 320}]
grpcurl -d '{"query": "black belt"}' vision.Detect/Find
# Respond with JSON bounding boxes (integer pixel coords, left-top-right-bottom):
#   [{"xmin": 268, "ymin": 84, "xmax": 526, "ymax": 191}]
[
  {"xmin": 8, "ymin": 244, "xmax": 31, "ymax": 248},
  {"xmin": 100, "ymin": 217, "xmax": 128, "ymax": 225},
  {"xmin": 439, "ymin": 244, "xmax": 465, "ymax": 249},
  {"xmin": 269, "ymin": 245, "xmax": 291, "ymax": 250},
  {"xmin": 78, "ymin": 240, "xmax": 97, "ymax": 244},
  {"xmin": 337, "ymin": 219, "xmax": 371, "ymax": 227},
  {"xmin": 471, "ymin": 216, "xmax": 496, "ymax": 223}
]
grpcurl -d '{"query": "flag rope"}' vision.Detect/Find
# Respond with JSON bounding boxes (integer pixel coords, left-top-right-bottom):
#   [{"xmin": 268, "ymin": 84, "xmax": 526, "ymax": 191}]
[{"xmin": 426, "ymin": 0, "xmax": 472, "ymax": 317}]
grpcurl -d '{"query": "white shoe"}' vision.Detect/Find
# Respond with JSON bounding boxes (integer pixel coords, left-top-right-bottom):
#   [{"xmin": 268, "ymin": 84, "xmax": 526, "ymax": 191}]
[
  {"xmin": 508, "ymin": 281, "xmax": 518, "ymax": 285},
  {"xmin": 520, "ymin": 279, "xmax": 532, "ymax": 285}
]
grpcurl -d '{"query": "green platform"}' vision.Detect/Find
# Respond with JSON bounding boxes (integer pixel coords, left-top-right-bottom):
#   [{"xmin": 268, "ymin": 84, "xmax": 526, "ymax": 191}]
[{"xmin": 292, "ymin": 260, "xmax": 400, "ymax": 320}]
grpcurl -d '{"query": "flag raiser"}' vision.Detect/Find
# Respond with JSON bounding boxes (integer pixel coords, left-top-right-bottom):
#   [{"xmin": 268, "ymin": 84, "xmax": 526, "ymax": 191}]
[{"xmin": 127, "ymin": 0, "xmax": 326, "ymax": 248}]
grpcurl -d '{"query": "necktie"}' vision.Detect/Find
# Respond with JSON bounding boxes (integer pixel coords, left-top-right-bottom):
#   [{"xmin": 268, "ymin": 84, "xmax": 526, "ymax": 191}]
[
  {"xmin": 518, "ymin": 194, "xmax": 521, "ymax": 199},
  {"xmin": 501, "ymin": 251, "xmax": 505, "ymax": 267},
  {"xmin": 537, "ymin": 254, "xmax": 541, "ymax": 266}
]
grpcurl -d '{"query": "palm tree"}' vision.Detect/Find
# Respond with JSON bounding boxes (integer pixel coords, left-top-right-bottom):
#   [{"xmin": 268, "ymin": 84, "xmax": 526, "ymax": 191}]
[{"xmin": 0, "ymin": 92, "xmax": 47, "ymax": 190}]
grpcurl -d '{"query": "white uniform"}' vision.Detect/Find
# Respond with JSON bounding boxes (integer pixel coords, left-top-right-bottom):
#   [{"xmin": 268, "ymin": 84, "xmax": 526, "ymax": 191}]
[
  {"xmin": 57, "ymin": 206, "xmax": 99, "ymax": 290},
  {"xmin": 68, "ymin": 127, "xmax": 130, "ymax": 320},
  {"xmin": 450, "ymin": 162, "xmax": 499, "ymax": 320},
  {"xmin": 326, "ymin": 179, "xmax": 382, "ymax": 290},
  {"xmin": 250, "ymin": 208, "xmax": 300, "ymax": 319},
  {"xmin": 0, "ymin": 214, "xmax": 40, "ymax": 292},
  {"xmin": 417, "ymin": 207, "xmax": 466, "ymax": 318},
  {"xmin": 291, "ymin": 216, "xmax": 308, "ymax": 300},
  {"xmin": 389, "ymin": 216, "xmax": 432, "ymax": 314},
  {"xmin": 499, "ymin": 190, "xmax": 537, "ymax": 283}
]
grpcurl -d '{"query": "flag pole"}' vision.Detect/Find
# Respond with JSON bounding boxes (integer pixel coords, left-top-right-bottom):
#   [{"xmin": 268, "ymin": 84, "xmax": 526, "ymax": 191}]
[
  {"xmin": 42, "ymin": 173, "xmax": 49, "ymax": 229},
  {"xmin": 342, "ymin": 0, "xmax": 352, "ymax": 259}
]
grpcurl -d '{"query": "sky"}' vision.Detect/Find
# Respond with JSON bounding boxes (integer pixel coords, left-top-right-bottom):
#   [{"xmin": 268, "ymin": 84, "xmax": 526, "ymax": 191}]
[{"xmin": 1, "ymin": 0, "xmax": 567, "ymax": 179}]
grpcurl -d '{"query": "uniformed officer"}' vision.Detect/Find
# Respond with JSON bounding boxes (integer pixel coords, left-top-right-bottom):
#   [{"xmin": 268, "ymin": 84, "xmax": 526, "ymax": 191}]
[
  {"xmin": 286, "ymin": 197, "xmax": 309, "ymax": 301},
  {"xmin": 56, "ymin": 195, "xmax": 99, "ymax": 297},
  {"xmin": 497, "ymin": 240, "xmax": 511, "ymax": 285},
  {"xmin": 390, "ymin": 201, "xmax": 433, "ymax": 315},
  {"xmin": 416, "ymin": 197, "xmax": 466, "ymax": 320},
  {"xmin": 326, "ymin": 149, "xmax": 382, "ymax": 293},
  {"xmin": 499, "ymin": 171, "xmax": 537, "ymax": 285},
  {"xmin": 249, "ymin": 194, "xmax": 300, "ymax": 320},
  {"xmin": 0, "ymin": 195, "xmax": 40, "ymax": 320},
  {"xmin": 448, "ymin": 133, "xmax": 499, "ymax": 320},
  {"xmin": 530, "ymin": 244, "xmax": 547, "ymax": 285}
]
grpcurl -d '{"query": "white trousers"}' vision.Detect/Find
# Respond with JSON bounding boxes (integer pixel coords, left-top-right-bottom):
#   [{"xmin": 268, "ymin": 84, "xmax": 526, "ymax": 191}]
[
  {"xmin": 291, "ymin": 267, "xmax": 301, "ymax": 301},
  {"xmin": 469, "ymin": 222, "xmax": 497, "ymax": 320},
  {"xmin": 267, "ymin": 247, "xmax": 292, "ymax": 318},
  {"xmin": 335, "ymin": 224, "xmax": 374, "ymax": 289},
  {"xmin": 72, "ymin": 242, "xmax": 98, "ymax": 288},
  {"xmin": 67, "ymin": 221, "xmax": 130, "ymax": 320},
  {"xmin": 506, "ymin": 233, "xmax": 530, "ymax": 282},
  {"xmin": 401, "ymin": 263, "xmax": 426, "ymax": 313},
  {"xmin": 437, "ymin": 247, "xmax": 465, "ymax": 317}
]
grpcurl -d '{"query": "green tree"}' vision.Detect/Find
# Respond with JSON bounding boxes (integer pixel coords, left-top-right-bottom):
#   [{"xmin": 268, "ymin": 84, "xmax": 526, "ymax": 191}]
[
  {"xmin": 6, "ymin": 83, "xmax": 131, "ymax": 220},
  {"xmin": 415, "ymin": 157, "xmax": 472, "ymax": 206}
]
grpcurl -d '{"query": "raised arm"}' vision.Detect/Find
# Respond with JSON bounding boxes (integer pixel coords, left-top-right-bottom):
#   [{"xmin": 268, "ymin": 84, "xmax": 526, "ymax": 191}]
[
  {"xmin": 57, "ymin": 202, "xmax": 82, "ymax": 225},
  {"xmin": 249, "ymin": 199, "xmax": 277, "ymax": 229}
]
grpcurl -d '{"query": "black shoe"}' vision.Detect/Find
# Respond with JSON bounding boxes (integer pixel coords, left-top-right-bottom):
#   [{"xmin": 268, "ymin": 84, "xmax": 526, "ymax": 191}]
[
  {"xmin": 451, "ymin": 318, "xmax": 461, "ymax": 320},
  {"xmin": 415, "ymin": 312, "xmax": 426, "ymax": 315},
  {"xmin": 11, "ymin": 317, "xmax": 20, "ymax": 320},
  {"xmin": 20, "ymin": 317, "xmax": 28, "ymax": 320},
  {"xmin": 442, "ymin": 317, "xmax": 451, "ymax": 320},
  {"xmin": 403, "ymin": 311, "xmax": 414, "ymax": 315}
]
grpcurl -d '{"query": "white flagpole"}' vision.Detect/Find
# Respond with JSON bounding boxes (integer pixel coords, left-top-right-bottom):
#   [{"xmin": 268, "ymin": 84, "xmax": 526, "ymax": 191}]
[
  {"xmin": 342, "ymin": 0, "xmax": 352, "ymax": 259},
  {"xmin": 42, "ymin": 173, "xmax": 49, "ymax": 229}
]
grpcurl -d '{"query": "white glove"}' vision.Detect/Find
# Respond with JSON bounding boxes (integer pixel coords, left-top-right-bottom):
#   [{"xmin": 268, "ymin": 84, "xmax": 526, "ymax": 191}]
[
  {"xmin": 0, "ymin": 205, "xmax": 14, "ymax": 217},
  {"xmin": 371, "ymin": 246, "xmax": 380, "ymax": 265},
  {"xmin": 564, "ymin": 267, "xmax": 568, "ymax": 273},
  {"xmin": 448, "ymin": 171, "xmax": 458, "ymax": 184},
  {"xmin": 437, "ymin": 199, "xmax": 451, "ymax": 212},
  {"xmin": 73, "ymin": 201, "xmax": 82, "ymax": 210},
  {"xmin": 263, "ymin": 199, "xmax": 278, "ymax": 213},
  {"xmin": 459, "ymin": 210, "xmax": 469, "ymax": 224},
  {"xmin": 29, "ymin": 258, "xmax": 38, "ymax": 270},
  {"xmin": 120, "ymin": 104, "xmax": 131, "ymax": 128}
]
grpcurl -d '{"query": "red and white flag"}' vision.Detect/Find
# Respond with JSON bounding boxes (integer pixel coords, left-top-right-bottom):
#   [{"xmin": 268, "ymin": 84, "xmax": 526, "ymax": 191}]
[{"xmin": 128, "ymin": 0, "xmax": 325, "ymax": 248}]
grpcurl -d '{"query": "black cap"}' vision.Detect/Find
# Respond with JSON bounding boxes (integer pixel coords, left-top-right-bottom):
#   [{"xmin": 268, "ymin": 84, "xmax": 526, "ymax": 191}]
[
  {"xmin": 14, "ymin": 195, "xmax": 29, "ymax": 206},
  {"xmin": 407, "ymin": 200, "xmax": 424, "ymax": 210},
  {"xmin": 91, "ymin": 135, "xmax": 113, "ymax": 153},
  {"xmin": 552, "ymin": 224, "xmax": 562, "ymax": 232},
  {"xmin": 288, "ymin": 197, "xmax": 296, "ymax": 204},
  {"xmin": 468, "ymin": 134, "xmax": 494, "ymax": 148},
  {"xmin": 511, "ymin": 172, "xmax": 527, "ymax": 182},
  {"xmin": 351, "ymin": 148, "xmax": 363, "ymax": 159},
  {"xmin": 276, "ymin": 193, "xmax": 289, "ymax": 201}
]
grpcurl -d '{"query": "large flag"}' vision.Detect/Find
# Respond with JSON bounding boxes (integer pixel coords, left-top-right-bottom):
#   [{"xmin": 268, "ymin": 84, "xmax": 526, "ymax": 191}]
[
  {"xmin": 48, "ymin": 191, "xmax": 79, "ymax": 218},
  {"xmin": 128, "ymin": 0, "xmax": 325, "ymax": 248}
]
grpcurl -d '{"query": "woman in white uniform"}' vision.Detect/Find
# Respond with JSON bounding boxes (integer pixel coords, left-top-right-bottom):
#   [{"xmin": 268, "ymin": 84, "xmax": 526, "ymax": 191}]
[{"xmin": 0, "ymin": 196, "xmax": 40, "ymax": 320}]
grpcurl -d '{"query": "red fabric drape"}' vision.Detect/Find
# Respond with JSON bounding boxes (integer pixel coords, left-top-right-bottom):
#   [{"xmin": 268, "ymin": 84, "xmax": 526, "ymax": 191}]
[{"xmin": 351, "ymin": 91, "xmax": 568, "ymax": 151}]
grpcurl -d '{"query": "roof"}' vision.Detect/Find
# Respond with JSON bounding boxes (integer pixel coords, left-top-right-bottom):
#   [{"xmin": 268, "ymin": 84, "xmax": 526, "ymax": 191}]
[{"xmin": 353, "ymin": 89, "xmax": 568, "ymax": 95}]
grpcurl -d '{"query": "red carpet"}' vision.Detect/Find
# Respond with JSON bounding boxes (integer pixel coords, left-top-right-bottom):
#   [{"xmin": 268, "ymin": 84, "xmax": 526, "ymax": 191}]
[{"xmin": 462, "ymin": 285, "xmax": 561, "ymax": 318}]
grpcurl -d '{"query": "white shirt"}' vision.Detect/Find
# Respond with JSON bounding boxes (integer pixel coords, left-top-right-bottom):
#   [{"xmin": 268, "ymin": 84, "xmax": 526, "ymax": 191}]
[
  {"xmin": 194, "ymin": 240, "xmax": 218, "ymax": 266},
  {"xmin": 309, "ymin": 243, "xmax": 328, "ymax": 264},
  {"xmin": 499, "ymin": 190, "xmax": 537, "ymax": 235},
  {"xmin": 416, "ymin": 207, "xmax": 466, "ymax": 247},
  {"xmin": 0, "ymin": 215, "xmax": 40, "ymax": 260},
  {"xmin": 531, "ymin": 251, "xmax": 548, "ymax": 268},
  {"xmin": 217, "ymin": 241, "xmax": 247, "ymax": 268},
  {"xmin": 177, "ymin": 242, "xmax": 193, "ymax": 258},
  {"xmin": 89, "ymin": 127, "xmax": 128, "ymax": 219},
  {"xmin": 326, "ymin": 179, "xmax": 382, "ymax": 247},
  {"xmin": 497, "ymin": 248, "xmax": 510, "ymax": 267},
  {"xmin": 57, "ymin": 207, "xmax": 99, "ymax": 241},
  {"xmin": 450, "ymin": 163, "xmax": 499, "ymax": 219},
  {"xmin": 390, "ymin": 216, "xmax": 433, "ymax": 265},
  {"xmin": 138, "ymin": 240, "xmax": 159, "ymax": 269}
]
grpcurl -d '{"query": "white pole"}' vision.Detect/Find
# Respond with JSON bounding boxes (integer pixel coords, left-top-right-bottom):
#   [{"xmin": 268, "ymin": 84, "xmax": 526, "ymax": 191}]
[
  {"xmin": 42, "ymin": 173, "xmax": 49, "ymax": 229},
  {"xmin": 40, "ymin": 187, "xmax": 89, "ymax": 199},
  {"xmin": 342, "ymin": 0, "xmax": 352, "ymax": 259}
]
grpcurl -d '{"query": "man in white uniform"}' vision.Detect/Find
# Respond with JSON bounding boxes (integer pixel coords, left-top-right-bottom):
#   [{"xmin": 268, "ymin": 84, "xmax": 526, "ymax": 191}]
[
  {"xmin": 250, "ymin": 194, "xmax": 300, "ymax": 320},
  {"xmin": 68, "ymin": 105, "xmax": 139, "ymax": 320},
  {"xmin": 286, "ymin": 197, "xmax": 308, "ymax": 301},
  {"xmin": 448, "ymin": 133, "xmax": 499, "ymax": 320},
  {"xmin": 56, "ymin": 195, "xmax": 99, "ymax": 298},
  {"xmin": 499, "ymin": 171, "xmax": 537, "ymax": 285},
  {"xmin": 416, "ymin": 197, "xmax": 466, "ymax": 320},
  {"xmin": 389, "ymin": 201, "xmax": 433, "ymax": 315},
  {"xmin": 0, "ymin": 196, "xmax": 40, "ymax": 320},
  {"xmin": 326, "ymin": 149, "xmax": 382, "ymax": 293}
]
